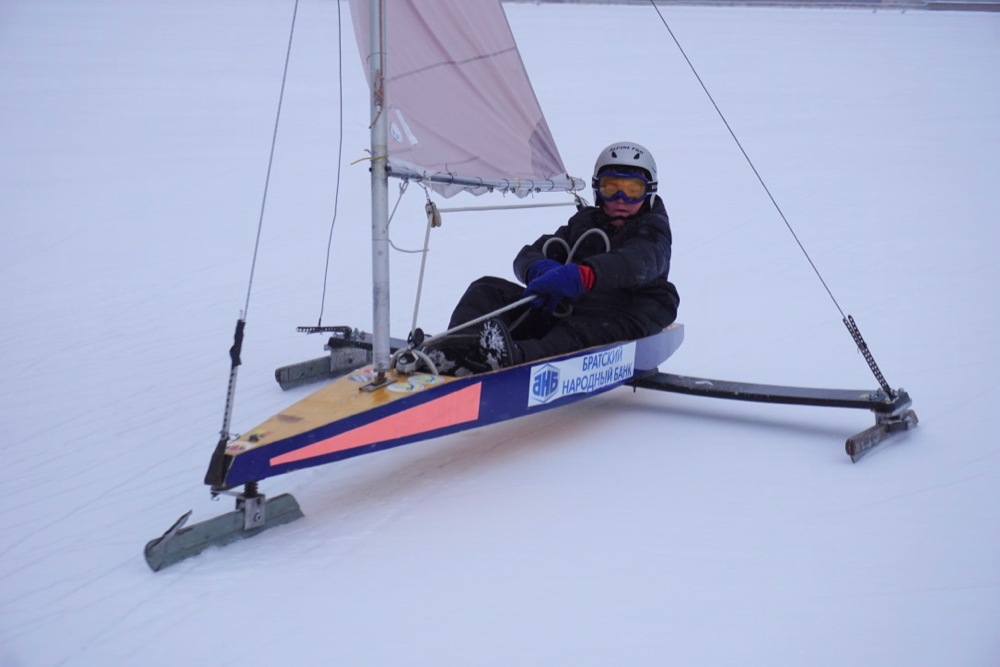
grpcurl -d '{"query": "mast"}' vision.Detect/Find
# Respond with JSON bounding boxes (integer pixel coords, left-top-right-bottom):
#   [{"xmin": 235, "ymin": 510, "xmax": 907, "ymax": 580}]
[{"xmin": 369, "ymin": 0, "xmax": 391, "ymax": 379}]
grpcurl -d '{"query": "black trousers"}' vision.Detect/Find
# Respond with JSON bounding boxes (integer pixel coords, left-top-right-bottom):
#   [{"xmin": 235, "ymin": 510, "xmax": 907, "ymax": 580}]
[{"xmin": 448, "ymin": 276, "xmax": 644, "ymax": 363}]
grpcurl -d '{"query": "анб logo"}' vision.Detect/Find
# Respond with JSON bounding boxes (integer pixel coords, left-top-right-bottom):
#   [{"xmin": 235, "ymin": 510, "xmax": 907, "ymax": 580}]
[{"xmin": 531, "ymin": 364, "xmax": 560, "ymax": 404}]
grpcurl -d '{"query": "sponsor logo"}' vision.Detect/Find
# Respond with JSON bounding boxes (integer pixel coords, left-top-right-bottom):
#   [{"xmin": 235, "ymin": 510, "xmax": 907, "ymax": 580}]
[
  {"xmin": 388, "ymin": 381, "xmax": 421, "ymax": 393},
  {"xmin": 394, "ymin": 109, "xmax": 419, "ymax": 146},
  {"xmin": 387, "ymin": 374, "xmax": 444, "ymax": 393},
  {"xmin": 409, "ymin": 374, "xmax": 443, "ymax": 385},
  {"xmin": 530, "ymin": 364, "xmax": 560, "ymax": 405},
  {"xmin": 349, "ymin": 368, "xmax": 378, "ymax": 382},
  {"xmin": 527, "ymin": 342, "xmax": 636, "ymax": 407}
]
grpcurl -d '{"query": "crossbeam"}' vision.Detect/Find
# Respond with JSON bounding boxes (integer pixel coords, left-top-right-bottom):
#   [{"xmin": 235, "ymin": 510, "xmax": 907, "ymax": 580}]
[
  {"xmin": 628, "ymin": 371, "xmax": 917, "ymax": 461},
  {"xmin": 628, "ymin": 372, "xmax": 910, "ymax": 413}
]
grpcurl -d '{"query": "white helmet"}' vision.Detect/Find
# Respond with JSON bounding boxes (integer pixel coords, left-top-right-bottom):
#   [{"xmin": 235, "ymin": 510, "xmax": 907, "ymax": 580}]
[{"xmin": 592, "ymin": 141, "xmax": 658, "ymax": 207}]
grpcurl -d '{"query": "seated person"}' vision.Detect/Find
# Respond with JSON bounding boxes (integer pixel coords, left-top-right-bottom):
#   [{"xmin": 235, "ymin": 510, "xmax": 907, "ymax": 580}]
[{"xmin": 427, "ymin": 141, "xmax": 680, "ymax": 374}]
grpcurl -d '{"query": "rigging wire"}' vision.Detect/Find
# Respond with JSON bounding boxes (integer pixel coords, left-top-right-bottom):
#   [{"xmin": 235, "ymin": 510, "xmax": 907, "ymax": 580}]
[
  {"xmin": 650, "ymin": 1, "xmax": 897, "ymax": 397},
  {"xmin": 317, "ymin": 0, "xmax": 346, "ymax": 326},
  {"xmin": 211, "ymin": 0, "xmax": 301, "ymax": 460},
  {"xmin": 649, "ymin": 1, "xmax": 845, "ymax": 320},
  {"xmin": 243, "ymin": 0, "xmax": 301, "ymax": 319}
]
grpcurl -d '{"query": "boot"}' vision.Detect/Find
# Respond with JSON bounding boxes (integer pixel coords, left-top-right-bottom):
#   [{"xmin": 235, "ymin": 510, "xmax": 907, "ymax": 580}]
[{"xmin": 477, "ymin": 318, "xmax": 522, "ymax": 370}]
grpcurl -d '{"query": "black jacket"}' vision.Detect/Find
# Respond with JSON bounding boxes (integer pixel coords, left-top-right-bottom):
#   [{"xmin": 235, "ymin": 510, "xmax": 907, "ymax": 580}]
[{"xmin": 513, "ymin": 198, "xmax": 680, "ymax": 335}]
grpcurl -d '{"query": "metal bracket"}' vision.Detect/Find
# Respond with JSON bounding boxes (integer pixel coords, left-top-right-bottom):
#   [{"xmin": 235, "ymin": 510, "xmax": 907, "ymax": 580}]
[
  {"xmin": 236, "ymin": 493, "xmax": 267, "ymax": 530},
  {"xmin": 846, "ymin": 407, "xmax": 919, "ymax": 462},
  {"xmin": 361, "ymin": 371, "xmax": 395, "ymax": 392},
  {"xmin": 275, "ymin": 326, "xmax": 408, "ymax": 390}
]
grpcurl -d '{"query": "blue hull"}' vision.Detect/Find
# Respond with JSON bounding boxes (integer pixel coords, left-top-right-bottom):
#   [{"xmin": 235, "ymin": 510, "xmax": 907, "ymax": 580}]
[{"xmin": 219, "ymin": 325, "xmax": 683, "ymax": 487}]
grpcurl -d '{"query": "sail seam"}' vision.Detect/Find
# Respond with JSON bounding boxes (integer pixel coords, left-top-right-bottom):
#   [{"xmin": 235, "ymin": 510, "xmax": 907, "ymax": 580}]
[{"xmin": 388, "ymin": 46, "xmax": 518, "ymax": 82}]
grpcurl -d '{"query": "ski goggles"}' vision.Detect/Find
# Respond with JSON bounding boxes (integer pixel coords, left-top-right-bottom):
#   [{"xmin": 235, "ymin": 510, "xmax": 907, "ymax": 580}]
[{"xmin": 595, "ymin": 171, "xmax": 654, "ymax": 204}]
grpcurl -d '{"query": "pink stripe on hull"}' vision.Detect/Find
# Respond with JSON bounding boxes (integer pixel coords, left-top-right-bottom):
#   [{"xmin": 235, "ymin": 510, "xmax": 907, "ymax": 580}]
[{"xmin": 270, "ymin": 383, "xmax": 482, "ymax": 467}]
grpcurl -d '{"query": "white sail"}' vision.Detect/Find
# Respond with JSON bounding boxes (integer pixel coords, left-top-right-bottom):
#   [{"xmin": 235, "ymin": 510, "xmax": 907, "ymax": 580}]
[{"xmin": 348, "ymin": 0, "xmax": 584, "ymax": 197}]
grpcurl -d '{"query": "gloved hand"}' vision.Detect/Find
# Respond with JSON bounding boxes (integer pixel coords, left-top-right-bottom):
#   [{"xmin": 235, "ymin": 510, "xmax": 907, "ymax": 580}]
[
  {"xmin": 525, "ymin": 259, "xmax": 562, "ymax": 284},
  {"xmin": 524, "ymin": 263, "xmax": 593, "ymax": 312}
]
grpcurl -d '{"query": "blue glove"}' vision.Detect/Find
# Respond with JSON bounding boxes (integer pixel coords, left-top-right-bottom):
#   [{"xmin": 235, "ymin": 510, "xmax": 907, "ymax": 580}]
[
  {"xmin": 526, "ymin": 259, "xmax": 562, "ymax": 284},
  {"xmin": 525, "ymin": 263, "xmax": 585, "ymax": 312}
]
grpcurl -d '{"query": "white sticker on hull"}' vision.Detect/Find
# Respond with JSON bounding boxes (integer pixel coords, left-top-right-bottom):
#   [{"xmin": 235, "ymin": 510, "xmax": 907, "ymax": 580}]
[{"xmin": 527, "ymin": 342, "xmax": 636, "ymax": 407}]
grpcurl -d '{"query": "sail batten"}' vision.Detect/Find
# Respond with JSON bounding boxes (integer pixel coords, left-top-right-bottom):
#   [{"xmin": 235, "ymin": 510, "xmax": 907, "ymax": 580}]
[{"xmin": 348, "ymin": 0, "xmax": 583, "ymax": 198}]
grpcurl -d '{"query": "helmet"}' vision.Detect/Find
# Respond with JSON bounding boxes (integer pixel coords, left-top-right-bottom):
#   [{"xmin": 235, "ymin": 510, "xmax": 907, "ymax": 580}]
[{"xmin": 592, "ymin": 142, "xmax": 658, "ymax": 207}]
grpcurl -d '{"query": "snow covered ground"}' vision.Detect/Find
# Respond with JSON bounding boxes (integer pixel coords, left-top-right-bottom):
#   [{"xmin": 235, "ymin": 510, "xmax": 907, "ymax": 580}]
[{"xmin": 2, "ymin": 1, "xmax": 998, "ymax": 664}]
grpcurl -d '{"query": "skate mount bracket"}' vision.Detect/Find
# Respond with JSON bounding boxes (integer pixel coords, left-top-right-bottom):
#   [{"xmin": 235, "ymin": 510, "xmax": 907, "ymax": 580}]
[
  {"xmin": 275, "ymin": 325, "xmax": 408, "ymax": 391},
  {"xmin": 627, "ymin": 371, "xmax": 918, "ymax": 462}
]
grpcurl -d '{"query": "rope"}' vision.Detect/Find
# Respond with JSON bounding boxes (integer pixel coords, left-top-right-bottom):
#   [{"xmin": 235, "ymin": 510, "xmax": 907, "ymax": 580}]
[
  {"xmin": 408, "ymin": 213, "xmax": 435, "ymax": 335},
  {"xmin": 542, "ymin": 228, "xmax": 611, "ymax": 266},
  {"xmin": 532, "ymin": 228, "xmax": 611, "ymax": 321},
  {"xmin": 350, "ymin": 153, "xmax": 388, "ymax": 165},
  {"xmin": 386, "ymin": 181, "xmax": 423, "ymax": 253},
  {"xmin": 397, "ymin": 190, "xmax": 598, "ymax": 341},
  {"xmin": 368, "ymin": 0, "xmax": 386, "ymax": 131},
  {"xmin": 425, "ymin": 227, "xmax": 615, "ymax": 344},
  {"xmin": 317, "ymin": 0, "xmax": 345, "ymax": 327},
  {"xmin": 650, "ymin": 0, "xmax": 900, "ymax": 392}
]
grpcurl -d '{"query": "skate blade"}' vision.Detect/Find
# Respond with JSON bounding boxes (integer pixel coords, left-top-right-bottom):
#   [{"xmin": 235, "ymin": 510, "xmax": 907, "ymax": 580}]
[{"xmin": 144, "ymin": 493, "xmax": 303, "ymax": 572}]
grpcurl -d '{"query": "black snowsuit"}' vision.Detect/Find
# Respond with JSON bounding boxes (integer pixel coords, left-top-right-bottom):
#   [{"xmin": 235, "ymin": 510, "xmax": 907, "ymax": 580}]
[{"xmin": 448, "ymin": 197, "xmax": 680, "ymax": 363}]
